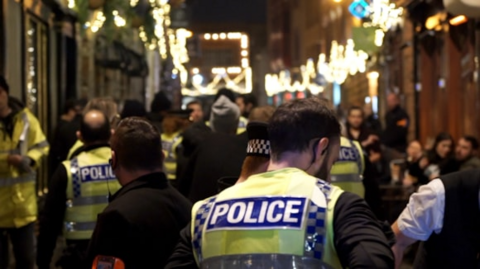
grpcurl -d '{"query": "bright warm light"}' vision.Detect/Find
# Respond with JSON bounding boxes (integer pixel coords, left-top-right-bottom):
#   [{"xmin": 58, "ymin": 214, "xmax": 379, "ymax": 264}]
[
  {"xmin": 227, "ymin": 32, "xmax": 242, "ymax": 39},
  {"xmin": 114, "ymin": 15, "xmax": 127, "ymax": 27},
  {"xmin": 241, "ymin": 35, "xmax": 249, "ymax": 49},
  {"xmin": 333, "ymin": 0, "xmax": 342, "ymax": 2},
  {"xmin": 212, "ymin": 67, "xmax": 226, "ymax": 74},
  {"xmin": 192, "ymin": 68, "xmax": 200, "ymax": 74},
  {"xmin": 212, "ymin": 34, "xmax": 219, "ymax": 40},
  {"xmin": 68, "ymin": 0, "xmax": 75, "ymax": 8},
  {"xmin": 449, "ymin": 15, "xmax": 468, "ymax": 26},
  {"xmin": 91, "ymin": 26, "xmax": 99, "ymax": 33},
  {"xmin": 113, "ymin": 10, "xmax": 119, "ymax": 16},
  {"xmin": 185, "ymin": 30, "xmax": 193, "ymax": 38},
  {"xmin": 85, "ymin": 22, "xmax": 91, "ymax": 28},
  {"xmin": 242, "ymin": 58, "xmax": 249, "ymax": 68},
  {"xmin": 149, "ymin": 44, "xmax": 156, "ymax": 50},
  {"xmin": 241, "ymin": 50, "xmax": 248, "ymax": 57},
  {"xmin": 368, "ymin": 71, "xmax": 380, "ymax": 79},
  {"xmin": 130, "ymin": 0, "xmax": 139, "ymax": 6},
  {"xmin": 204, "ymin": 33, "xmax": 211, "ymax": 40},
  {"xmin": 227, "ymin": 67, "xmax": 242, "ymax": 74},
  {"xmin": 374, "ymin": 29, "xmax": 385, "ymax": 47},
  {"xmin": 425, "ymin": 16, "xmax": 440, "ymax": 30},
  {"xmin": 220, "ymin": 33, "xmax": 227, "ymax": 39}
]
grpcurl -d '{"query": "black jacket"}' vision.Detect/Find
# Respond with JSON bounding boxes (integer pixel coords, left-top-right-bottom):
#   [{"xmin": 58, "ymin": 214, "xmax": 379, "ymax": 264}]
[
  {"xmin": 417, "ymin": 169, "xmax": 480, "ymax": 268},
  {"xmin": 178, "ymin": 132, "xmax": 248, "ymax": 203},
  {"xmin": 381, "ymin": 106, "xmax": 409, "ymax": 152},
  {"xmin": 165, "ymin": 192, "xmax": 394, "ymax": 269},
  {"xmin": 86, "ymin": 172, "xmax": 192, "ymax": 269}
]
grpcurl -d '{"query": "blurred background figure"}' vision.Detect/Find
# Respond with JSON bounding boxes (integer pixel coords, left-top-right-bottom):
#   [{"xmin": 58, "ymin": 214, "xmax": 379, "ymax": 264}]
[
  {"xmin": 236, "ymin": 93, "xmax": 257, "ymax": 119},
  {"xmin": 147, "ymin": 91, "xmax": 172, "ymax": 133},
  {"xmin": 454, "ymin": 136, "xmax": 480, "ymax": 171},
  {"xmin": 186, "ymin": 100, "xmax": 204, "ymax": 123},
  {"xmin": 364, "ymin": 102, "xmax": 382, "ymax": 135},
  {"xmin": 120, "ymin": 99, "xmax": 147, "ymax": 119}
]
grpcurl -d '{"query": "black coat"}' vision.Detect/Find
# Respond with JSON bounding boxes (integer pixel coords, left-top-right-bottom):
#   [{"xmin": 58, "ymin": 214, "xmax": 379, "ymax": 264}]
[
  {"xmin": 178, "ymin": 132, "xmax": 248, "ymax": 203},
  {"xmin": 381, "ymin": 106, "xmax": 409, "ymax": 152},
  {"xmin": 86, "ymin": 172, "xmax": 192, "ymax": 268}
]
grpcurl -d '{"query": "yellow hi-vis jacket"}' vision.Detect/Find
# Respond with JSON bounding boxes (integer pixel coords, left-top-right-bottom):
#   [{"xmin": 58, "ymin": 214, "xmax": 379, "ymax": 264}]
[
  {"xmin": 330, "ymin": 137, "xmax": 365, "ymax": 198},
  {"xmin": 63, "ymin": 146, "xmax": 121, "ymax": 240},
  {"xmin": 67, "ymin": 140, "xmax": 83, "ymax": 160},
  {"xmin": 191, "ymin": 168, "xmax": 344, "ymax": 269},
  {"xmin": 161, "ymin": 132, "xmax": 182, "ymax": 180},
  {"xmin": 0, "ymin": 108, "xmax": 49, "ymax": 228}
]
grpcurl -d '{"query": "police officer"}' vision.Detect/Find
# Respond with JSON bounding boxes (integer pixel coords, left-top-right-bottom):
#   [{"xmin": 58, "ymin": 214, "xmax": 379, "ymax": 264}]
[
  {"xmin": 67, "ymin": 97, "xmax": 119, "ymax": 160},
  {"xmin": 392, "ymin": 169, "xmax": 480, "ymax": 268},
  {"xmin": 37, "ymin": 109, "xmax": 121, "ymax": 269},
  {"xmin": 166, "ymin": 98, "xmax": 394, "ymax": 268},
  {"xmin": 330, "ymin": 137, "xmax": 365, "ymax": 198},
  {"xmin": 0, "ymin": 76, "xmax": 49, "ymax": 269},
  {"xmin": 161, "ymin": 110, "xmax": 191, "ymax": 183}
]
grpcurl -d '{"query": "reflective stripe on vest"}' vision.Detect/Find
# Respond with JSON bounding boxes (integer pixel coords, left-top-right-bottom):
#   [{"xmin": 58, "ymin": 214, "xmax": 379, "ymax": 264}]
[
  {"xmin": 193, "ymin": 178, "xmax": 333, "ymax": 265},
  {"xmin": 331, "ymin": 173, "xmax": 362, "ymax": 182},
  {"xmin": 0, "ymin": 173, "xmax": 36, "ymax": 187},
  {"xmin": 65, "ymin": 221, "xmax": 97, "ymax": 232},
  {"xmin": 66, "ymin": 195, "xmax": 109, "ymax": 207}
]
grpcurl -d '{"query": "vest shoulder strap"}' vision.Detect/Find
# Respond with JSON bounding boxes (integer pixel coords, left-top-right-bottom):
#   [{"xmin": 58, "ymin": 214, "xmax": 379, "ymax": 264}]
[{"xmin": 192, "ymin": 195, "xmax": 218, "ymax": 265}]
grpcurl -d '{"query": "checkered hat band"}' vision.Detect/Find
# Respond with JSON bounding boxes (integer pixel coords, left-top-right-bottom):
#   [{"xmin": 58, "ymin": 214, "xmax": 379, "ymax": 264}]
[{"xmin": 247, "ymin": 139, "xmax": 271, "ymax": 156}]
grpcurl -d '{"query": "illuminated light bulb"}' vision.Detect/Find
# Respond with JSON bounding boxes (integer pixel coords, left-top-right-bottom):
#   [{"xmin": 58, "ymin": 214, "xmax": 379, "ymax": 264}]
[
  {"xmin": 204, "ymin": 33, "xmax": 211, "ymax": 40},
  {"xmin": 130, "ymin": 0, "xmax": 139, "ymax": 6},
  {"xmin": 91, "ymin": 26, "xmax": 99, "ymax": 33},
  {"xmin": 113, "ymin": 10, "xmax": 119, "ymax": 15},
  {"xmin": 241, "ymin": 50, "xmax": 248, "ymax": 57},
  {"xmin": 242, "ymin": 58, "xmax": 249, "ymax": 68},
  {"xmin": 220, "ymin": 33, "xmax": 226, "ymax": 39},
  {"xmin": 85, "ymin": 22, "xmax": 91, "ymax": 28},
  {"xmin": 68, "ymin": 0, "xmax": 75, "ymax": 8},
  {"xmin": 212, "ymin": 34, "xmax": 219, "ymax": 40},
  {"xmin": 192, "ymin": 68, "xmax": 199, "ymax": 74},
  {"xmin": 227, "ymin": 32, "xmax": 242, "ymax": 39}
]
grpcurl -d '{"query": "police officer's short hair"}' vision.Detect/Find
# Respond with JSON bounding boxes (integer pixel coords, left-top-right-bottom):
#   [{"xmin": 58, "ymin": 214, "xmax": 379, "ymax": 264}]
[
  {"xmin": 111, "ymin": 117, "xmax": 163, "ymax": 171},
  {"xmin": 268, "ymin": 97, "xmax": 341, "ymax": 161},
  {"xmin": 80, "ymin": 110, "xmax": 111, "ymax": 144}
]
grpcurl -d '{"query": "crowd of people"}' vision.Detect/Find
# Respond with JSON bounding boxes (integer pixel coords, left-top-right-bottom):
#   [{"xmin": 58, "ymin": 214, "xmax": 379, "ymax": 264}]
[{"xmin": 1, "ymin": 72, "xmax": 480, "ymax": 269}]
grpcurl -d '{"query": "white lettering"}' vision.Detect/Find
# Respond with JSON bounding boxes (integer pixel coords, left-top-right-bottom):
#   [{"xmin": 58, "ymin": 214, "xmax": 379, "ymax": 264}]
[
  {"xmin": 266, "ymin": 200, "xmax": 284, "ymax": 222},
  {"xmin": 258, "ymin": 201, "xmax": 268, "ymax": 223},
  {"xmin": 81, "ymin": 167, "xmax": 90, "ymax": 179},
  {"xmin": 227, "ymin": 202, "xmax": 247, "ymax": 224},
  {"xmin": 244, "ymin": 202, "xmax": 257, "ymax": 223},
  {"xmin": 98, "ymin": 167, "xmax": 106, "ymax": 180},
  {"xmin": 210, "ymin": 204, "xmax": 229, "ymax": 224},
  {"xmin": 90, "ymin": 167, "xmax": 98, "ymax": 179},
  {"xmin": 284, "ymin": 200, "xmax": 302, "ymax": 223}
]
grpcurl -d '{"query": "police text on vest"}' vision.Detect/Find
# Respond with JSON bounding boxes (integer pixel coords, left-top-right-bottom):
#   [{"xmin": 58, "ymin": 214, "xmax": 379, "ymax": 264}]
[
  {"xmin": 206, "ymin": 197, "xmax": 307, "ymax": 231},
  {"xmin": 337, "ymin": 146, "xmax": 358, "ymax": 162},
  {"xmin": 80, "ymin": 164, "xmax": 116, "ymax": 182}
]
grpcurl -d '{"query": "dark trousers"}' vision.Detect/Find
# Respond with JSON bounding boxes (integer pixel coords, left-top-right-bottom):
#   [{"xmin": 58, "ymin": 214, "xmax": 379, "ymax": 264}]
[{"xmin": 0, "ymin": 222, "xmax": 36, "ymax": 269}]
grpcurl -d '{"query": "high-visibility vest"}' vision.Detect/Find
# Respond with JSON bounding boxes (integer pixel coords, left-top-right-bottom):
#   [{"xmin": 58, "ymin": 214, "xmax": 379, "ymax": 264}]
[
  {"xmin": 161, "ymin": 132, "xmax": 182, "ymax": 180},
  {"xmin": 237, "ymin": 116, "xmax": 248, "ymax": 134},
  {"xmin": 67, "ymin": 140, "xmax": 84, "ymax": 160},
  {"xmin": 0, "ymin": 108, "xmax": 49, "ymax": 228},
  {"xmin": 330, "ymin": 137, "xmax": 365, "ymax": 198},
  {"xmin": 191, "ymin": 168, "xmax": 344, "ymax": 268},
  {"xmin": 64, "ymin": 146, "xmax": 121, "ymax": 240}
]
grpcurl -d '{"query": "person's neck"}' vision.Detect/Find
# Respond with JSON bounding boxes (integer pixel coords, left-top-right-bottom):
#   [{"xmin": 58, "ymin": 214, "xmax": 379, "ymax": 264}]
[
  {"xmin": 118, "ymin": 168, "xmax": 162, "ymax": 186},
  {"xmin": 267, "ymin": 152, "xmax": 309, "ymax": 172},
  {"xmin": 0, "ymin": 106, "xmax": 12, "ymax": 118},
  {"xmin": 82, "ymin": 141, "xmax": 109, "ymax": 147}
]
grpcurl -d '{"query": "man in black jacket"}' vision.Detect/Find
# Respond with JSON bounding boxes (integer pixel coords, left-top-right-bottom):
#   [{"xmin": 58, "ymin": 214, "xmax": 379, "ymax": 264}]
[
  {"xmin": 392, "ymin": 169, "xmax": 480, "ymax": 269},
  {"xmin": 86, "ymin": 117, "xmax": 192, "ymax": 268},
  {"xmin": 382, "ymin": 93, "xmax": 409, "ymax": 153}
]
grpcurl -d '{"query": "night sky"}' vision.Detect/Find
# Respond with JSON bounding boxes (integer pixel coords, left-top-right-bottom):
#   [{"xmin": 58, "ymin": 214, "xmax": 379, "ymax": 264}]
[{"xmin": 190, "ymin": 0, "xmax": 267, "ymax": 24}]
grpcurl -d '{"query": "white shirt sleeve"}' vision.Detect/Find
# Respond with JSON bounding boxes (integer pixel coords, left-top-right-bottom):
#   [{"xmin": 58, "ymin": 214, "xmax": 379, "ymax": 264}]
[{"xmin": 397, "ymin": 178, "xmax": 445, "ymax": 241}]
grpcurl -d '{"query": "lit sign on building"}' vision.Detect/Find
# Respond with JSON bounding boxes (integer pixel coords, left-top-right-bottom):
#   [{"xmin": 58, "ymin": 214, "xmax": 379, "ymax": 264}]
[{"xmin": 349, "ymin": 0, "xmax": 370, "ymax": 18}]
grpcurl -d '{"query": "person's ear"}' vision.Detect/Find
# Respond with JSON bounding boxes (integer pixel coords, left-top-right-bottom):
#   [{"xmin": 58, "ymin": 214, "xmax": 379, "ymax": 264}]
[
  {"xmin": 110, "ymin": 151, "xmax": 117, "ymax": 170},
  {"xmin": 76, "ymin": 131, "xmax": 83, "ymax": 142},
  {"xmin": 313, "ymin": 137, "xmax": 329, "ymax": 165}
]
